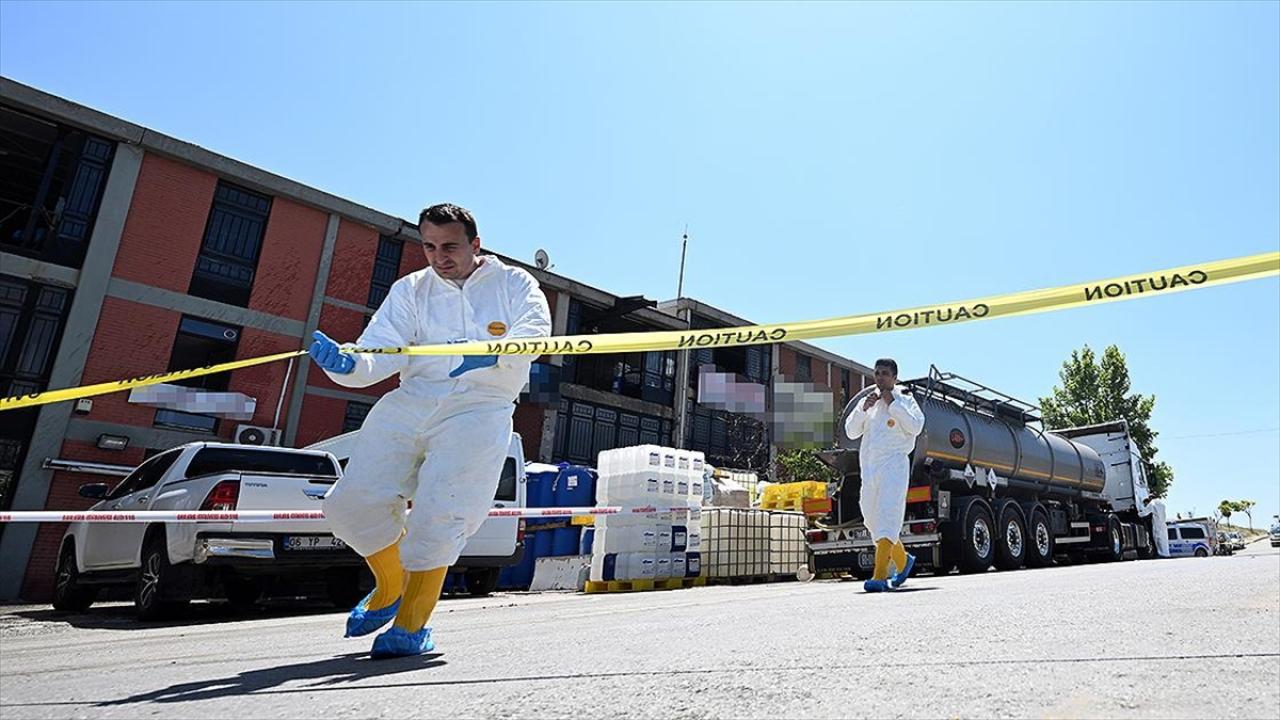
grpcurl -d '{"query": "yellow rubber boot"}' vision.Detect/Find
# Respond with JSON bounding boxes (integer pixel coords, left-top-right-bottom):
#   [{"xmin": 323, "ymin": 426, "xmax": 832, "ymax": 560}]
[
  {"xmin": 365, "ymin": 541, "xmax": 404, "ymax": 610},
  {"xmin": 393, "ymin": 566, "xmax": 448, "ymax": 633},
  {"xmin": 891, "ymin": 541, "xmax": 908, "ymax": 576},
  {"xmin": 873, "ymin": 539, "xmax": 894, "ymax": 581}
]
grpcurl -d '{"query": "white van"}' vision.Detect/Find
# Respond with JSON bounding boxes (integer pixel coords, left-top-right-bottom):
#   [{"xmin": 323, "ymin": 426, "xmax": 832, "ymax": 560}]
[
  {"xmin": 1166, "ymin": 523, "xmax": 1213, "ymax": 558},
  {"xmin": 304, "ymin": 430, "xmax": 527, "ymax": 596}
]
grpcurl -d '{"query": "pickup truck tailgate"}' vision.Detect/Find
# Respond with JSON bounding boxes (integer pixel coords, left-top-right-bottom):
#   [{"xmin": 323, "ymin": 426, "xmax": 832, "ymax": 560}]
[{"xmin": 231, "ymin": 472, "xmax": 336, "ymax": 534}]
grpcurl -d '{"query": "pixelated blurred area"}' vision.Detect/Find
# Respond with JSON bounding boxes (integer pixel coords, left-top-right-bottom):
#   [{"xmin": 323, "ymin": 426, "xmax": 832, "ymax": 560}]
[
  {"xmin": 769, "ymin": 380, "xmax": 834, "ymax": 450},
  {"xmin": 696, "ymin": 370, "xmax": 766, "ymax": 414},
  {"xmin": 523, "ymin": 362, "xmax": 563, "ymax": 404},
  {"xmin": 127, "ymin": 383, "xmax": 257, "ymax": 420}
]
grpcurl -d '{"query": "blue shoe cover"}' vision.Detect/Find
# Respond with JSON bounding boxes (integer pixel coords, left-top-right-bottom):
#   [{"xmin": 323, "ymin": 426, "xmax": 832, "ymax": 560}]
[
  {"xmin": 345, "ymin": 591, "xmax": 402, "ymax": 638},
  {"xmin": 370, "ymin": 626, "xmax": 435, "ymax": 659},
  {"xmin": 891, "ymin": 554, "xmax": 916, "ymax": 589},
  {"xmin": 863, "ymin": 578, "xmax": 890, "ymax": 593}
]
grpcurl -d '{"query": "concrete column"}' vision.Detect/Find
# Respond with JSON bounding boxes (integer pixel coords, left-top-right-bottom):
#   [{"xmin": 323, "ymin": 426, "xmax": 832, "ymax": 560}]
[
  {"xmin": 0, "ymin": 143, "xmax": 144, "ymax": 599},
  {"xmin": 673, "ymin": 306, "xmax": 693, "ymax": 450},
  {"xmin": 282, "ymin": 213, "xmax": 340, "ymax": 447},
  {"xmin": 538, "ymin": 290, "xmax": 571, "ymax": 462},
  {"xmin": 768, "ymin": 344, "xmax": 781, "ymax": 481}
]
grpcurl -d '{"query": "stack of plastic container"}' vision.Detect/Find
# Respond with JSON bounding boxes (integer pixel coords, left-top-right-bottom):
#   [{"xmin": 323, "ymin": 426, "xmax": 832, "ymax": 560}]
[
  {"xmin": 498, "ymin": 462, "xmax": 597, "ymax": 591},
  {"xmin": 589, "ymin": 445, "xmax": 704, "ymax": 584}
]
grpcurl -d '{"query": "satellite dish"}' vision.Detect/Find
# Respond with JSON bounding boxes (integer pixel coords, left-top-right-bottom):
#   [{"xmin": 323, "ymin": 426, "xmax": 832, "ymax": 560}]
[{"xmin": 534, "ymin": 248, "xmax": 551, "ymax": 270}]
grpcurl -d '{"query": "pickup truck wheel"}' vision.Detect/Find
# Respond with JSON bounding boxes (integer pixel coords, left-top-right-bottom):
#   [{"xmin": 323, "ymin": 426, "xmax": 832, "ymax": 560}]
[
  {"xmin": 135, "ymin": 536, "xmax": 191, "ymax": 621},
  {"xmin": 465, "ymin": 568, "xmax": 500, "ymax": 597},
  {"xmin": 52, "ymin": 544, "xmax": 98, "ymax": 612},
  {"xmin": 1024, "ymin": 509, "xmax": 1054, "ymax": 568}
]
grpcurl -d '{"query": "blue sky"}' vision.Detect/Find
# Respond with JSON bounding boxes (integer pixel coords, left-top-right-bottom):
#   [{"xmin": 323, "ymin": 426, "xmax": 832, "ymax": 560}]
[{"xmin": 3, "ymin": 1, "xmax": 1277, "ymax": 526}]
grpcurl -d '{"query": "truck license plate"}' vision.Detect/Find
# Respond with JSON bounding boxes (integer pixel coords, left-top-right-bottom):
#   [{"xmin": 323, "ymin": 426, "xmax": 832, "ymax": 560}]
[
  {"xmin": 284, "ymin": 536, "xmax": 347, "ymax": 551},
  {"xmin": 857, "ymin": 551, "xmax": 875, "ymax": 570}
]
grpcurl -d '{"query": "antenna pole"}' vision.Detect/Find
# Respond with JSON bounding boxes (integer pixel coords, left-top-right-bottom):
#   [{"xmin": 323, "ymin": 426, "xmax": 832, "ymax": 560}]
[{"xmin": 676, "ymin": 225, "xmax": 689, "ymax": 298}]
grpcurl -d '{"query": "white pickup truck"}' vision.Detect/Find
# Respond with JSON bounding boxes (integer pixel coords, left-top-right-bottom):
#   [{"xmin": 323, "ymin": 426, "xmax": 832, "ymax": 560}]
[{"xmin": 52, "ymin": 442, "xmax": 364, "ymax": 619}]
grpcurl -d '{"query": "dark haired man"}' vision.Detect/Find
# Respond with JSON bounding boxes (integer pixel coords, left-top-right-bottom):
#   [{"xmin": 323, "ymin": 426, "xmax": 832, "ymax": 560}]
[
  {"xmin": 310, "ymin": 203, "xmax": 551, "ymax": 657},
  {"xmin": 844, "ymin": 358, "xmax": 925, "ymax": 592}
]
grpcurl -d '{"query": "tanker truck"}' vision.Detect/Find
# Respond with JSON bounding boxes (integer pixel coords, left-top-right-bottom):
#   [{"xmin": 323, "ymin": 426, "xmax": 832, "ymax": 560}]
[{"xmin": 805, "ymin": 367, "xmax": 1162, "ymax": 577}]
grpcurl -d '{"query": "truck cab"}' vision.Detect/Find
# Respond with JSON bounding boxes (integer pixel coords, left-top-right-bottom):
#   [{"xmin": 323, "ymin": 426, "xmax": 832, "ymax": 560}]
[{"xmin": 304, "ymin": 430, "xmax": 527, "ymax": 596}]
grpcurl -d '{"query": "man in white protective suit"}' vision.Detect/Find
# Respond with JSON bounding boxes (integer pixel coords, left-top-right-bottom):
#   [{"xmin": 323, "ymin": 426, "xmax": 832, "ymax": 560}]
[
  {"xmin": 1143, "ymin": 495, "xmax": 1170, "ymax": 557},
  {"xmin": 844, "ymin": 358, "xmax": 926, "ymax": 592},
  {"xmin": 308, "ymin": 203, "xmax": 551, "ymax": 658}
]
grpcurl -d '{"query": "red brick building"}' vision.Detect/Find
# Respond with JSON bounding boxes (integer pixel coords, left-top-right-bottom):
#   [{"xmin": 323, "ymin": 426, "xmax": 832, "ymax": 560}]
[{"xmin": 0, "ymin": 77, "xmax": 870, "ymax": 600}]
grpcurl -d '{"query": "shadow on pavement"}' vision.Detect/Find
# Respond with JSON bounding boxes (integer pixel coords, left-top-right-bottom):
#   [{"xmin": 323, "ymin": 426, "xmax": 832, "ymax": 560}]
[
  {"xmin": 10, "ymin": 590, "xmax": 488, "ymax": 631},
  {"xmin": 96, "ymin": 651, "xmax": 445, "ymax": 706},
  {"xmin": 11, "ymin": 599, "xmax": 341, "ymax": 630}
]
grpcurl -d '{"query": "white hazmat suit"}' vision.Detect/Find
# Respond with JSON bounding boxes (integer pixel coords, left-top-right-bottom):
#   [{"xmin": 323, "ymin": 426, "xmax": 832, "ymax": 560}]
[
  {"xmin": 1144, "ymin": 497, "xmax": 1170, "ymax": 558},
  {"xmin": 844, "ymin": 387, "xmax": 926, "ymax": 543},
  {"xmin": 321, "ymin": 255, "xmax": 551, "ymax": 571}
]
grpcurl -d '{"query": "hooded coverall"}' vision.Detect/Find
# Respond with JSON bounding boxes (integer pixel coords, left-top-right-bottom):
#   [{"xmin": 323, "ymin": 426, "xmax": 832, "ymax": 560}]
[
  {"xmin": 320, "ymin": 255, "xmax": 552, "ymax": 571},
  {"xmin": 844, "ymin": 387, "xmax": 926, "ymax": 545}
]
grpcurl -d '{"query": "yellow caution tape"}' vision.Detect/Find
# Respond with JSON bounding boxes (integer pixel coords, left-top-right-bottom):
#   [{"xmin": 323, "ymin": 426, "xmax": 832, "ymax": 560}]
[
  {"xmin": 2, "ymin": 251, "xmax": 1276, "ymax": 413},
  {"xmin": 1, "ymin": 350, "xmax": 307, "ymax": 413}
]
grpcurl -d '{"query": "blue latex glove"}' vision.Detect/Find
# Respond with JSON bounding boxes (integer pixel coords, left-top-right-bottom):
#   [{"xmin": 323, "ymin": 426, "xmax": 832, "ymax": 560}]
[
  {"xmin": 309, "ymin": 330, "xmax": 355, "ymax": 374},
  {"xmin": 447, "ymin": 339, "xmax": 498, "ymax": 378}
]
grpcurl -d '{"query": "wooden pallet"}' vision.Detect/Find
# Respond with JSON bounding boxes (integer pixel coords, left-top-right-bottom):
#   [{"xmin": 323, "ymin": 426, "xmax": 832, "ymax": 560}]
[{"xmin": 584, "ymin": 576, "xmax": 707, "ymax": 594}]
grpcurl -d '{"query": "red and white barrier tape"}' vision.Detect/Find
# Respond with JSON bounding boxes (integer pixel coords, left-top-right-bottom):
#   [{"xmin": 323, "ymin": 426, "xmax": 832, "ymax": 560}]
[{"xmin": 0, "ymin": 505, "xmax": 700, "ymax": 523}]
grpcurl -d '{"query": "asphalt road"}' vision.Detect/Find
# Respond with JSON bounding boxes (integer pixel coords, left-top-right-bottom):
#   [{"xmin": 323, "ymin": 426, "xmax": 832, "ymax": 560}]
[{"xmin": 1, "ymin": 541, "xmax": 1277, "ymax": 719}]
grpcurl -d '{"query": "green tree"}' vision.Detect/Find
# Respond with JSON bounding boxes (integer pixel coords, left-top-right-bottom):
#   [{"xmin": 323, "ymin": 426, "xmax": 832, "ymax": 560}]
[
  {"xmin": 1040, "ymin": 345, "xmax": 1173, "ymax": 498},
  {"xmin": 1237, "ymin": 499, "xmax": 1256, "ymax": 531},
  {"xmin": 775, "ymin": 448, "xmax": 840, "ymax": 484},
  {"xmin": 1218, "ymin": 500, "xmax": 1236, "ymax": 526}
]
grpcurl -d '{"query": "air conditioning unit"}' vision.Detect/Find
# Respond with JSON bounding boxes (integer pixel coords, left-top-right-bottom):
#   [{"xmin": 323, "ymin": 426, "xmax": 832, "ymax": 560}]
[{"xmin": 235, "ymin": 424, "xmax": 282, "ymax": 446}]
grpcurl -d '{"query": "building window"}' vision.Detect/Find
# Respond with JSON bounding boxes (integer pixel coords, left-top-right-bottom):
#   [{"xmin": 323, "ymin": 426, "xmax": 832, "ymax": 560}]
[
  {"xmin": 189, "ymin": 182, "xmax": 272, "ymax": 307},
  {"xmin": 686, "ymin": 405, "xmax": 769, "ymax": 475},
  {"xmin": 553, "ymin": 399, "xmax": 668, "ymax": 465},
  {"xmin": 0, "ymin": 276, "xmax": 71, "ymax": 399},
  {"xmin": 795, "ymin": 353, "xmax": 812, "ymax": 383},
  {"xmin": 564, "ymin": 298, "xmax": 677, "ymax": 406},
  {"xmin": 841, "ymin": 368, "xmax": 851, "ymax": 405},
  {"xmin": 154, "ymin": 316, "xmax": 241, "ymax": 433},
  {"xmin": 0, "ymin": 276, "xmax": 73, "ymax": 513},
  {"xmin": 686, "ymin": 313, "xmax": 771, "ymax": 391},
  {"xmin": 0, "ymin": 105, "xmax": 115, "ymax": 269},
  {"xmin": 571, "ymin": 349, "xmax": 676, "ymax": 406},
  {"xmin": 367, "ymin": 234, "xmax": 403, "ymax": 309},
  {"xmin": 343, "ymin": 401, "xmax": 372, "ymax": 432}
]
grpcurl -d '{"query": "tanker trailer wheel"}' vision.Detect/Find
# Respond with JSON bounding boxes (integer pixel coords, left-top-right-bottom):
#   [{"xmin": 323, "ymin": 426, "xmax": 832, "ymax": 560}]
[
  {"xmin": 1137, "ymin": 521, "xmax": 1155, "ymax": 560},
  {"xmin": 1103, "ymin": 515, "xmax": 1125, "ymax": 562},
  {"xmin": 949, "ymin": 500, "xmax": 995, "ymax": 574},
  {"xmin": 1024, "ymin": 509, "xmax": 1054, "ymax": 568},
  {"xmin": 994, "ymin": 503, "xmax": 1028, "ymax": 571}
]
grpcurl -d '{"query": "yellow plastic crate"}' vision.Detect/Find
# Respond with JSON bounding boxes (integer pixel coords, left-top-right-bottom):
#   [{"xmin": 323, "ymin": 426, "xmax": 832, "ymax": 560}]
[{"xmin": 761, "ymin": 481, "xmax": 827, "ymax": 510}]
